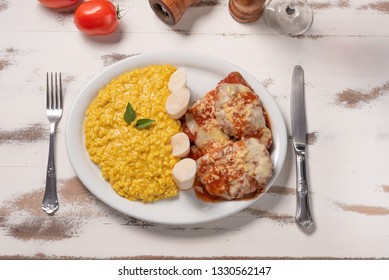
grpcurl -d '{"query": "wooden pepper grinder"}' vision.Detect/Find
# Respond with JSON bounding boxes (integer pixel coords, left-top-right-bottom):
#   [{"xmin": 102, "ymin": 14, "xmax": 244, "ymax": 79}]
[
  {"xmin": 228, "ymin": 0, "xmax": 266, "ymax": 23},
  {"xmin": 149, "ymin": 0, "xmax": 202, "ymax": 26}
]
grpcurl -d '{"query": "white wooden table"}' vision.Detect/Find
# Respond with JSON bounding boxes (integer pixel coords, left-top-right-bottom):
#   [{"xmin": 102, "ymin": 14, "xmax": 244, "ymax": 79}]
[{"xmin": 1, "ymin": 0, "xmax": 389, "ymax": 259}]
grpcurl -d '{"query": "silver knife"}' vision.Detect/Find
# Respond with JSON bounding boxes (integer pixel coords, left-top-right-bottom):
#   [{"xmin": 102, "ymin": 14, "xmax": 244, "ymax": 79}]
[{"xmin": 291, "ymin": 65, "xmax": 313, "ymax": 230}]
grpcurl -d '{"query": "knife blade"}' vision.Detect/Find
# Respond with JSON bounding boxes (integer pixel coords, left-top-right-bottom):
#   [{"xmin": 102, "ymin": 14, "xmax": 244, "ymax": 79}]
[
  {"xmin": 291, "ymin": 65, "xmax": 313, "ymax": 230},
  {"xmin": 291, "ymin": 65, "xmax": 307, "ymax": 148}
]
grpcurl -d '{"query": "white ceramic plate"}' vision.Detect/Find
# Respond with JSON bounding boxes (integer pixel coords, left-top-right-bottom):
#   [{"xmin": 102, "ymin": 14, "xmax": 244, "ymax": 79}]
[{"xmin": 66, "ymin": 51, "xmax": 287, "ymax": 225}]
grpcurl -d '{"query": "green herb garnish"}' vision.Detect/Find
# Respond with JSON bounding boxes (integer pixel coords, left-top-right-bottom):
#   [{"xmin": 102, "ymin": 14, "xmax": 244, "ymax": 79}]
[
  {"xmin": 135, "ymin": 119, "xmax": 155, "ymax": 129},
  {"xmin": 124, "ymin": 102, "xmax": 154, "ymax": 129},
  {"xmin": 124, "ymin": 102, "xmax": 136, "ymax": 124}
]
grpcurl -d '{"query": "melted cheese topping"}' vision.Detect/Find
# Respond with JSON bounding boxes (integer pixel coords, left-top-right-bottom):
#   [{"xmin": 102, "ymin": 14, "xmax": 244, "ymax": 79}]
[
  {"xmin": 244, "ymin": 138, "xmax": 273, "ymax": 184},
  {"xmin": 215, "ymin": 83, "xmax": 267, "ymax": 139},
  {"xmin": 196, "ymin": 138, "xmax": 272, "ymax": 200},
  {"xmin": 195, "ymin": 123, "xmax": 230, "ymax": 151},
  {"xmin": 189, "ymin": 90, "xmax": 230, "ymax": 153},
  {"xmin": 217, "ymin": 83, "xmax": 252, "ymax": 101},
  {"xmin": 184, "ymin": 112, "xmax": 199, "ymax": 134}
]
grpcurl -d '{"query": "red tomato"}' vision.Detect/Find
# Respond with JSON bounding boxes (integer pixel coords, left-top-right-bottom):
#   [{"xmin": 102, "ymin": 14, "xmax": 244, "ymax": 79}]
[
  {"xmin": 38, "ymin": 0, "xmax": 79, "ymax": 9},
  {"xmin": 74, "ymin": 1, "xmax": 119, "ymax": 36}
]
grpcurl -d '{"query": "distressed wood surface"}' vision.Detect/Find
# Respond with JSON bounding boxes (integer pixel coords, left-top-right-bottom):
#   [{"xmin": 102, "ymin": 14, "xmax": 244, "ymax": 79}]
[{"xmin": 0, "ymin": 0, "xmax": 389, "ymax": 259}]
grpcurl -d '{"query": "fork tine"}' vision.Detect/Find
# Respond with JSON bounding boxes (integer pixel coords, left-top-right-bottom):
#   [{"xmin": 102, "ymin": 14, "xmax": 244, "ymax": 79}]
[
  {"xmin": 50, "ymin": 72, "xmax": 54, "ymax": 109},
  {"xmin": 58, "ymin": 72, "xmax": 63, "ymax": 109},
  {"xmin": 54, "ymin": 72, "xmax": 58, "ymax": 109},
  {"xmin": 46, "ymin": 72, "xmax": 63, "ymax": 111},
  {"xmin": 46, "ymin": 72, "xmax": 49, "ymax": 109}
]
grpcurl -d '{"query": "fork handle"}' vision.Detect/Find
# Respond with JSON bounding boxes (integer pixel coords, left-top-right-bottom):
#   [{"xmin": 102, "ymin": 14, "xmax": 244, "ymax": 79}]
[
  {"xmin": 42, "ymin": 123, "xmax": 59, "ymax": 215},
  {"xmin": 295, "ymin": 149, "xmax": 313, "ymax": 229}
]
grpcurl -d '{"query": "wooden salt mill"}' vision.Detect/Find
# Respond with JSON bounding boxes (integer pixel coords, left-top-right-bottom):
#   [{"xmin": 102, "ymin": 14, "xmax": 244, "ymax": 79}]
[
  {"xmin": 149, "ymin": 0, "xmax": 201, "ymax": 26},
  {"xmin": 229, "ymin": 0, "xmax": 266, "ymax": 23}
]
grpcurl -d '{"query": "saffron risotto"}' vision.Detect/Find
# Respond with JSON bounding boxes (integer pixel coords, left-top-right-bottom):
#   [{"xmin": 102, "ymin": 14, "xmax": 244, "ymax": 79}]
[{"xmin": 84, "ymin": 65, "xmax": 181, "ymax": 202}]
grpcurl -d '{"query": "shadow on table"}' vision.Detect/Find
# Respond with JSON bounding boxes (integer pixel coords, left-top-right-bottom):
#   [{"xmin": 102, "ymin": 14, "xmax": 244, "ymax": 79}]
[
  {"xmin": 166, "ymin": 3, "xmax": 218, "ymax": 37},
  {"xmin": 79, "ymin": 26, "xmax": 126, "ymax": 44}
]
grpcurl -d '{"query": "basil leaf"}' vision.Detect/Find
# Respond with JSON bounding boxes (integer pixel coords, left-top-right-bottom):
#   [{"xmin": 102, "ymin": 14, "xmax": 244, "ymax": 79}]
[
  {"xmin": 136, "ymin": 119, "xmax": 155, "ymax": 129},
  {"xmin": 124, "ymin": 102, "xmax": 136, "ymax": 124}
]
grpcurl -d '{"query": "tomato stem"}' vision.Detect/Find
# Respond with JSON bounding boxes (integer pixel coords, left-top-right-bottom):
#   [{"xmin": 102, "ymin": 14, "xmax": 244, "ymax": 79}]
[{"xmin": 116, "ymin": 5, "xmax": 127, "ymax": 20}]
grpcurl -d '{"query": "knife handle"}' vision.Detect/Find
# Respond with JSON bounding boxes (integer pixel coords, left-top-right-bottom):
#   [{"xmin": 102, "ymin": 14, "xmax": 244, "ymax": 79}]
[{"xmin": 295, "ymin": 148, "xmax": 313, "ymax": 229}]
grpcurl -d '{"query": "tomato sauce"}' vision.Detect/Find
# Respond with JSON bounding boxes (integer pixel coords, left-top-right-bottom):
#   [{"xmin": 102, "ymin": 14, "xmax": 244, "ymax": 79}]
[{"xmin": 189, "ymin": 90, "xmax": 217, "ymax": 126}]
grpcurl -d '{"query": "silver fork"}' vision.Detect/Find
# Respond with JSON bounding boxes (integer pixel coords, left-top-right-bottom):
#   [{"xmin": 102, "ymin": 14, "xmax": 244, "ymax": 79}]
[{"xmin": 42, "ymin": 72, "xmax": 63, "ymax": 215}]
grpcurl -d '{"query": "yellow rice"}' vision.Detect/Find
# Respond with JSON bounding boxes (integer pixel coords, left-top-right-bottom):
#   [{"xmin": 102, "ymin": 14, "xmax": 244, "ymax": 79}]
[{"xmin": 84, "ymin": 65, "xmax": 181, "ymax": 202}]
